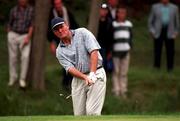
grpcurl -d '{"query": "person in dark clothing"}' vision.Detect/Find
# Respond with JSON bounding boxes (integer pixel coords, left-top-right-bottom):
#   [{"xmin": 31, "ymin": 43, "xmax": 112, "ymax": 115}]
[
  {"xmin": 107, "ymin": 0, "xmax": 119, "ymax": 21},
  {"xmin": 48, "ymin": 0, "xmax": 79, "ymax": 53},
  {"xmin": 148, "ymin": 0, "xmax": 179, "ymax": 72},
  {"xmin": 97, "ymin": 3, "xmax": 113, "ymax": 73},
  {"xmin": 47, "ymin": 0, "xmax": 79, "ymax": 90}
]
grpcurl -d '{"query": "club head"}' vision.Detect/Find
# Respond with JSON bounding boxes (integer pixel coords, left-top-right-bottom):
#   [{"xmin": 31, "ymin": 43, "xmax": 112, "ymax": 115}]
[{"xmin": 66, "ymin": 95, "xmax": 71, "ymax": 99}]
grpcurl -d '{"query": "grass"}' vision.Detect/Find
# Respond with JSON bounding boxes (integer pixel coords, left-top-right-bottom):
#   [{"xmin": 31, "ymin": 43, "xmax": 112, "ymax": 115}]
[
  {"xmin": 0, "ymin": 115, "xmax": 180, "ymax": 121},
  {"xmin": 0, "ymin": 13, "xmax": 180, "ymax": 116}
]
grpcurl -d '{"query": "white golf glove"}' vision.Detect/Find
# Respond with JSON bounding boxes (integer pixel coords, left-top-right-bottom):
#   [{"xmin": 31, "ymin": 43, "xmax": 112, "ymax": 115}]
[{"xmin": 88, "ymin": 72, "xmax": 97, "ymax": 84}]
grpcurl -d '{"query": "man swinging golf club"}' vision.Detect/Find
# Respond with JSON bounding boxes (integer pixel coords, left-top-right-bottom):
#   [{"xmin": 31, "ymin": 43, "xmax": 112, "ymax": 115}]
[{"xmin": 51, "ymin": 17, "xmax": 107, "ymax": 116}]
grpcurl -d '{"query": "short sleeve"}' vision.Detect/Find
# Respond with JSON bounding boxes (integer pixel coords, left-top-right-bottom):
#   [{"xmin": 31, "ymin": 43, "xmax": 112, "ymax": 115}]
[
  {"xmin": 82, "ymin": 28, "xmax": 101, "ymax": 53},
  {"xmin": 56, "ymin": 48, "xmax": 75, "ymax": 72},
  {"xmin": 29, "ymin": 6, "xmax": 34, "ymax": 27},
  {"xmin": 7, "ymin": 7, "xmax": 14, "ymax": 29}
]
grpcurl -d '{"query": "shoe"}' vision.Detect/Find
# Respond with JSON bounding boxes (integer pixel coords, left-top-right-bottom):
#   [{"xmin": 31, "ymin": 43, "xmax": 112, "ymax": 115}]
[
  {"xmin": 8, "ymin": 80, "xmax": 16, "ymax": 86},
  {"xmin": 120, "ymin": 93, "xmax": 127, "ymax": 99},
  {"xmin": 113, "ymin": 91, "xmax": 120, "ymax": 97},
  {"xmin": 19, "ymin": 79, "xmax": 26, "ymax": 88},
  {"xmin": 119, "ymin": 91, "xmax": 127, "ymax": 99}
]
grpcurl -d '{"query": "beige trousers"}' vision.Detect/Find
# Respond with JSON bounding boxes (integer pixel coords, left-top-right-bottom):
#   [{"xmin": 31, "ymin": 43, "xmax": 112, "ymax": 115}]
[
  {"xmin": 7, "ymin": 31, "xmax": 31, "ymax": 82},
  {"xmin": 71, "ymin": 68, "xmax": 106, "ymax": 116},
  {"xmin": 112, "ymin": 53, "xmax": 130, "ymax": 96}
]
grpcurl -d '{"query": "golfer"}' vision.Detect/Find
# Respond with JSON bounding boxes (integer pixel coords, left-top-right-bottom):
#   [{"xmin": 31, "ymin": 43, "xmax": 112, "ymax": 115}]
[{"xmin": 51, "ymin": 17, "xmax": 107, "ymax": 115}]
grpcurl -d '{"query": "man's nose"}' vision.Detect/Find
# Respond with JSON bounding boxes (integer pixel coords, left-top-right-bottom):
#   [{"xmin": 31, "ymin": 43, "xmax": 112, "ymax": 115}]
[{"xmin": 58, "ymin": 28, "xmax": 63, "ymax": 33}]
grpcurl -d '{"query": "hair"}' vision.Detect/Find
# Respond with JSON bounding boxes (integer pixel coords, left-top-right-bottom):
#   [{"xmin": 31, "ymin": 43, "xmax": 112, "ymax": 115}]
[
  {"xmin": 115, "ymin": 5, "xmax": 127, "ymax": 20},
  {"xmin": 117, "ymin": 5, "xmax": 127, "ymax": 11}
]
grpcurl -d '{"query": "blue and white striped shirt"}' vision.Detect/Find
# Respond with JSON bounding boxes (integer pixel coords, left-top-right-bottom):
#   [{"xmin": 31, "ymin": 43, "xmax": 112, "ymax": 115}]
[{"xmin": 112, "ymin": 20, "xmax": 133, "ymax": 57}]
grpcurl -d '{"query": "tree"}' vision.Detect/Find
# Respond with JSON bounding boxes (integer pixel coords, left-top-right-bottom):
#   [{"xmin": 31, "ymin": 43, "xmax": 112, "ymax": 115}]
[
  {"xmin": 88, "ymin": 0, "xmax": 102, "ymax": 37},
  {"xmin": 28, "ymin": 0, "xmax": 51, "ymax": 91}
]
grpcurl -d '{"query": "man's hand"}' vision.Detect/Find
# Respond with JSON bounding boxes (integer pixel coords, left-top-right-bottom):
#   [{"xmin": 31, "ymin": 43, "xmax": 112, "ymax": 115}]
[
  {"xmin": 107, "ymin": 52, "xmax": 112, "ymax": 60},
  {"xmin": 68, "ymin": 67, "xmax": 97, "ymax": 86},
  {"xmin": 83, "ymin": 72, "xmax": 97, "ymax": 86},
  {"xmin": 50, "ymin": 42, "xmax": 57, "ymax": 55},
  {"xmin": 84, "ymin": 75, "xmax": 93, "ymax": 86},
  {"xmin": 22, "ymin": 35, "xmax": 30, "ymax": 48},
  {"xmin": 173, "ymin": 32, "xmax": 178, "ymax": 39},
  {"xmin": 87, "ymin": 72, "xmax": 97, "ymax": 85}
]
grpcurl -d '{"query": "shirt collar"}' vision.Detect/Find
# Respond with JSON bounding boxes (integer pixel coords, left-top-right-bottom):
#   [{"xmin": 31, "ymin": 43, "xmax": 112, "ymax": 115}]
[
  {"xmin": 71, "ymin": 30, "xmax": 75, "ymax": 37},
  {"xmin": 160, "ymin": 3, "xmax": 170, "ymax": 7},
  {"xmin": 17, "ymin": 5, "xmax": 28, "ymax": 11}
]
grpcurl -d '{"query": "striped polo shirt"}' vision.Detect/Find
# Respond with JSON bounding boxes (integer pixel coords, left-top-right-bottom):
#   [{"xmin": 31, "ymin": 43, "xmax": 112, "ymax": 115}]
[{"xmin": 112, "ymin": 20, "xmax": 133, "ymax": 57}]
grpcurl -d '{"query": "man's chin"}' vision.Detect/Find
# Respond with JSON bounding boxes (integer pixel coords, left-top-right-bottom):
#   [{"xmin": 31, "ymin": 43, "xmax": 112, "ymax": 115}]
[
  {"xmin": 60, "ymin": 35, "xmax": 68, "ymax": 40},
  {"xmin": 60, "ymin": 36, "xmax": 65, "ymax": 39}
]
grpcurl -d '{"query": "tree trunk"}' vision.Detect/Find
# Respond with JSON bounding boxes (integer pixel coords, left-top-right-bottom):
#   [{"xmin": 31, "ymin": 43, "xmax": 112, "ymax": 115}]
[
  {"xmin": 88, "ymin": 0, "xmax": 102, "ymax": 37},
  {"xmin": 28, "ymin": 0, "xmax": 51, "ymax": 91}
]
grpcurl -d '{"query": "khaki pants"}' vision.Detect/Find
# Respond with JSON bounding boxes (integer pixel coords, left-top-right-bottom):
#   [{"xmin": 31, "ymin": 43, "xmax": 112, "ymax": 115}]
[
  {"xmin": 7, "ymin": 31, "xmax": 31, "ymax": 82},
  {"xmin": 112, "ymin": 53, "xmax": 130, "ymax": 96},
  {"xmin": 71, "ymin": 68, "xmax": 106, "ymax": 116}
]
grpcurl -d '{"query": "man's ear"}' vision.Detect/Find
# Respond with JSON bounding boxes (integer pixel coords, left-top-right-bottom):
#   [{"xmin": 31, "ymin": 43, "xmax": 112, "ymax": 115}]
[{"xmin": 53, "ymin": 31, "xmax": 59, "ymax": 37}]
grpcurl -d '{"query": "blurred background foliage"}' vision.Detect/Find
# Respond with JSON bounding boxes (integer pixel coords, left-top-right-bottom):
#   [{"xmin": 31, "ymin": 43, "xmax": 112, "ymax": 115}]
[{"xmin": 0, "ymin": 0, "xmax": 180, "ymax": 116}]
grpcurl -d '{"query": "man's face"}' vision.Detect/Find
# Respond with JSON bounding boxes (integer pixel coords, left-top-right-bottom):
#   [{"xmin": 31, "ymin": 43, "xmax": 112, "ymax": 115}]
[
  {"xmin": 53, "ymin": 23, "xmax": 70, "ymax": 40},
  {"xmin": 18, "ymin": 0, "xmax": 28, "ymax": 7},
  {"xmin": 54, "ymin": 0, "xmax": 63, "ymax": 11},
  {"xmin": 161, "ymin": 0, "xmax": 169, "ymax": 4},
  {"xmin": 117, "ymin": 8, "xmax": 127, "ymax": 21},
  {"xmin": 108, "ymin": 0, "xmax": 118, "ymax": 8},
  {"xmin": 99, "ymin": 8, "xmax": 108, "ymax": 18}
]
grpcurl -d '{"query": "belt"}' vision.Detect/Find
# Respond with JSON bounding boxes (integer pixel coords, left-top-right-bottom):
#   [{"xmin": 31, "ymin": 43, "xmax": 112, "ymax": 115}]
[
  {"xmin": 13, "ymin": 30, "xmax": 28, "ymax": 34},
  {"xmin": 83, "ymin": 66, "xmax": 103, "ymax": 74}
]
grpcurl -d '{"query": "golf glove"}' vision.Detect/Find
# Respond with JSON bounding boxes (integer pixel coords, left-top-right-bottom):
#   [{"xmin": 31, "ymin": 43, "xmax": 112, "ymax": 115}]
[{"xmin": 88, "ymin": 72, "xmax": 97, "ymax": 83}]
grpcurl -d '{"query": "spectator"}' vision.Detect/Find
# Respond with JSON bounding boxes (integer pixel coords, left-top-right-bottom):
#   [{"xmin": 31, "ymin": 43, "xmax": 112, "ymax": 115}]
[
  {"xmin": 112, "ymin": 6, "xmax": 133, "ymax": 98},
  {"xmin": 47, "ymin": 0, "xmax": 79, "ymax": 90},
  {"xmin": 97, "ymin": 3, "xmax": 113, "ymax": 73},
  {"xmin": 148, "ymin": 0, "xmax": 180, "ymax": 72},
  {"xmin": 104, "ymin": 0, "xmax": 119, "ymax": 72},
  {"xmin": 7, "ymin": 0, "xmax": 34, "ymax": 88},
  {"xmin": 107, "ymin": 0, "xmax": 119, "ymax": 20}
]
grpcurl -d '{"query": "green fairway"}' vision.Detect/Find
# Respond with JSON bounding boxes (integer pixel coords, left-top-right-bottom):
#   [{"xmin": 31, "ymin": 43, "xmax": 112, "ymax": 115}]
[{"xmin": 0, "ymin": 115, "xmax": 180, "ymax": 121}]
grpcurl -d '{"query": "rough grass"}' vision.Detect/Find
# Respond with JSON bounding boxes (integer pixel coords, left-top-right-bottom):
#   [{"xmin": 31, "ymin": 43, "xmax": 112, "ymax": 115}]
[{"xmin": 0, "ymin": 14, "xmax": 180, "ymax": 116}]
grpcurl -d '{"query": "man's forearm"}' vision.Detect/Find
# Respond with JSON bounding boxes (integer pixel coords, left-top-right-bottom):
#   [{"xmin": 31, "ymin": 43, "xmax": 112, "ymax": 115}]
[
  {"xmin": 90, "ymin": 50, "xmax": 98, "ymax": 73},
  {"xmin": 27, "ymin": 26, "xmax": 33, "ymax": 39},
  {"xmin": 68, "ymin": 67, "xmax": 86, "ymax": 80},
  {"xmin": 68, "ymin": 67, "xmax": 95, "ymax": 85},
  {"xmin": 7, "ymin": 26, "xmax": 11, "ymax": 32}
]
